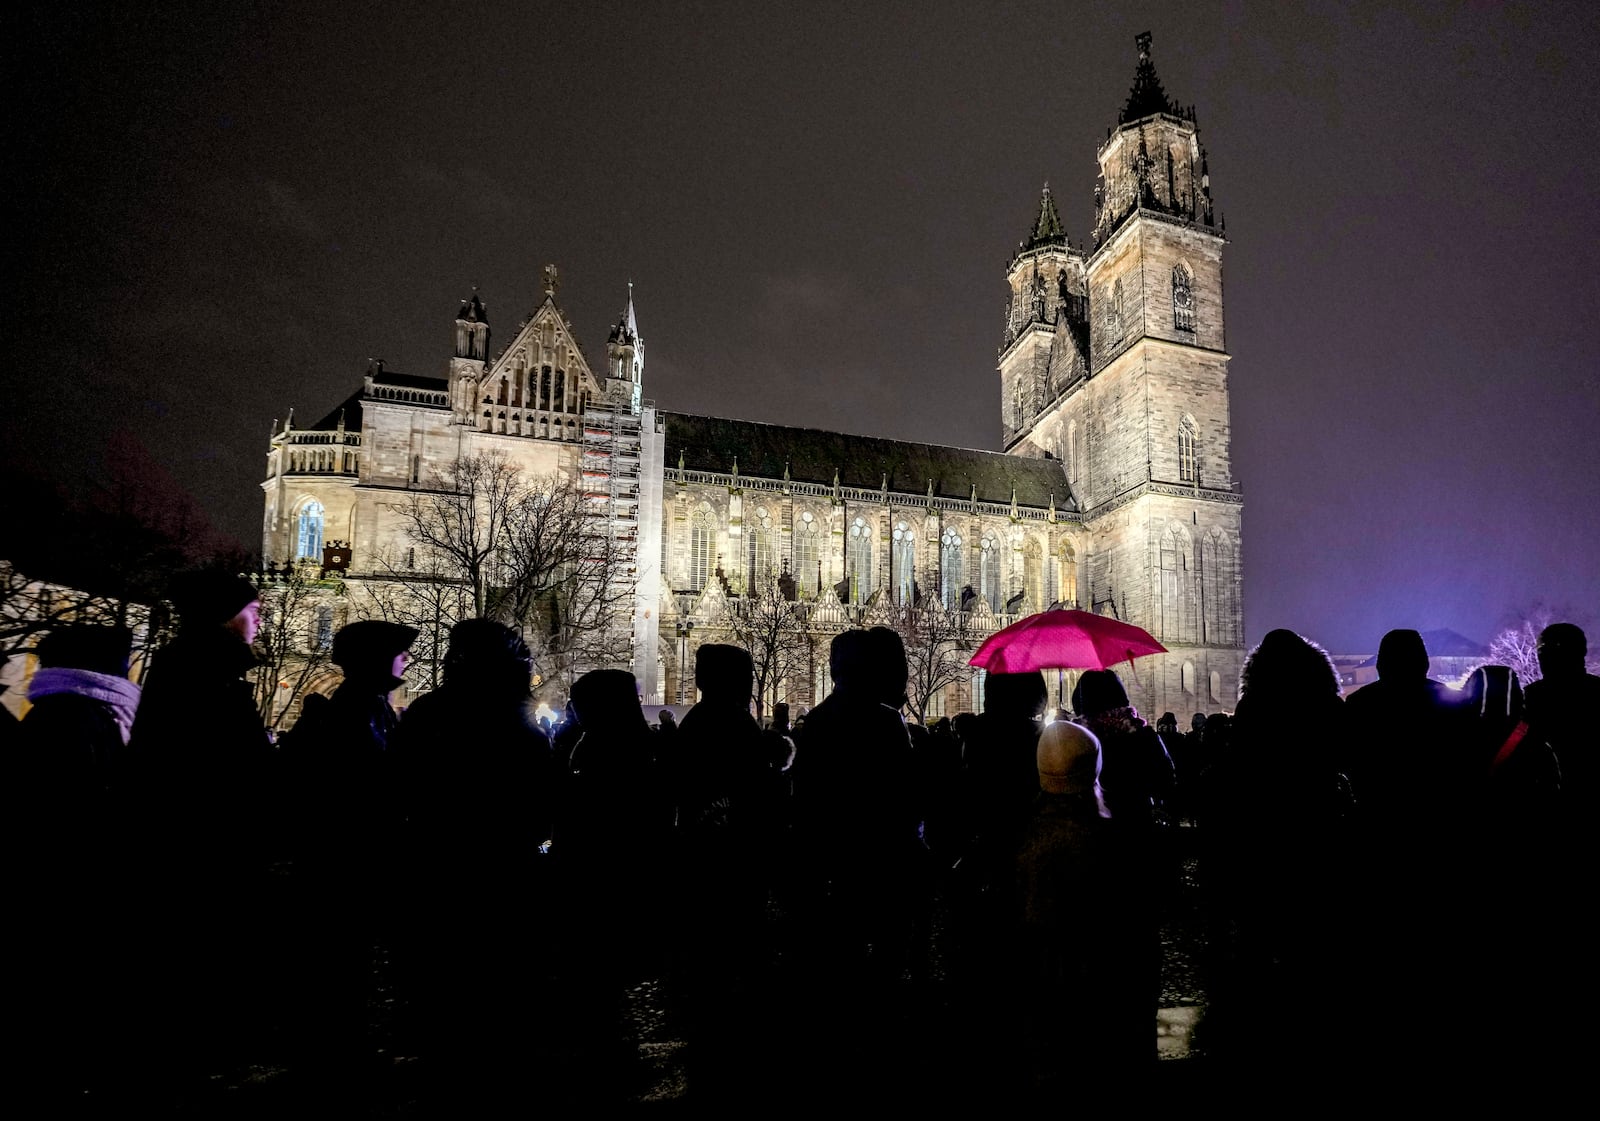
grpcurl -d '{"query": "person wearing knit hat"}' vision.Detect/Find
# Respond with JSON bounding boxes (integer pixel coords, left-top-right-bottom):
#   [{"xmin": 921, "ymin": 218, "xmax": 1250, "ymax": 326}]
[
  {"xmin": 1036, "ymin": 718, "xmax": 1110, "ymax": 816},
  {"xmin": 173, "ymin": 570, "xmax": 262, "ymax": 637},
  {"xmin": 1014, "ymin": 717, "xmax": 1148, "ymax": 1087}
]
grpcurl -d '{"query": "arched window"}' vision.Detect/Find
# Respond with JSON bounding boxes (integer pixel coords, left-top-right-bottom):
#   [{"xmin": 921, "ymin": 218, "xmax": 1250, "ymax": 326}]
[
  {"xmin": 1182, "ymin": 660, "xmax": 1196, "ymax": 695},
  {"xmin": 1178, "ymin": 415, "xmax": 1198, "ymax": 484},
  {"xmin": 1106, "ymin": 277, "xmax": 1124, "ymax": 342},
  {"xmin": 1200, "ymin": 529, "xmax": 1237, "ymax": 646},
  {"xmin": 1159, "ymin": 524, "xmax": 1196, "ymax": 644},
  {"xmin": 1023, "ymin": 540, "xmax": 1043, "ymax": 612},
  {"xmin": 892, "ymin": 521, "xmax": 915, "ymax": 605},
  {"xmin": 1172, "ymin": 263, "xmax": 1195, "ymax": 332},
  {"xmin": 848, "ymin": 517, "xmax": 873, "ymax": 603},
  {"xmin": 1210, "ymin": 670, "xmax": 1223, "ymax": 705},
  {"xmin": 295, "ymin": 500, "xmax": 324, "ymax": 561},
  {"xmin": 1058, "ymin": 541, "xmax": 1078, "ymax": 607},
  {"xmin": 747, "ymin": 505, "xmax": 777, "ymax": 589},
  {"xmin": 795, "ymin": 510, "xmax": 820, "ymax": 596},
  {"xmin": 979, "ymin": 534, "xmax": 1000, "ymax": 612},
  {"xmin": 1068, "ymin": 420, "xmax": 1080, "ymax": 485},
  {"xmin": 1011, "ymin": 383, "xmax": 1027, "ymax": 431},
  {"xmin": 940, "ymin": 527, "xmax": 963, "ymax": 608},
  {"xmin": 689, "ymin": 508, "xmax": 713, "ymax": 592}
]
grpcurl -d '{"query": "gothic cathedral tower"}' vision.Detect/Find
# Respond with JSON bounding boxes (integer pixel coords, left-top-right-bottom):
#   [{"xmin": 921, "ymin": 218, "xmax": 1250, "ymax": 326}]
[{"xmin": 1004, "ymin": 33, "xmax": 1244, "ymax": 712}]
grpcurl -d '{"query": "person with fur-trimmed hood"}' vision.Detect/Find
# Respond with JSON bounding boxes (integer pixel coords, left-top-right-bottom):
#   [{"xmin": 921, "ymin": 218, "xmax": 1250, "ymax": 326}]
[{"xmin": 16, "ymin": 624, "xmax": 143, "ymax": 1100}]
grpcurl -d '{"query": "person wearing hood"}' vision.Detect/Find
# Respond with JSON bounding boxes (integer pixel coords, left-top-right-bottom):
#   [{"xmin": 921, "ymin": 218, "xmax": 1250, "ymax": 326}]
[
  {"xmin": 17, "ymin": 625, "xmax": 143, "ymax": 1100},
  {"xmin": 126, "ymin": 570, "xmax": 278, "ymax": 1083},
  {"xmin": 278, "ymin": 618, "xmax": 417, "ymax": 1092}
]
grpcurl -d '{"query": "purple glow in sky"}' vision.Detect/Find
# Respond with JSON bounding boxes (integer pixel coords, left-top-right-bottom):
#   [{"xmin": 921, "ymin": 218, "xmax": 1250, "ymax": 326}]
[{"xmin": 6, "ymin": 1, "xmax": 1597, "ymax": 652}]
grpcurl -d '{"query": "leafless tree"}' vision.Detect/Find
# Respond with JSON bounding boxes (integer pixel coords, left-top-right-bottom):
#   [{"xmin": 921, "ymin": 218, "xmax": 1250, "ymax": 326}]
[
  {"xmin": 1481, "ymin": 605, "xmax": 1600, "ymax": 685},
  {"xmin": 381, "ymin": 457, "xmax": 634, "ymax": 697},
  {"xmin": 252, "ymin": 565, "xmax": 342, "ymax": 729},
  {"xmin": 723, "ymin": 577, "xmax": 812, "ymax": 720},
  {"xmin": 387, "ymin": 450, "xmax": 525, "ymax": 619},
  {"xmin": 891, "ymin": 585, "xmax": 977, "ymax": 724},
  {"xmin": 356, "ymin": 546, "xmax": 473, "ymax": 692}
]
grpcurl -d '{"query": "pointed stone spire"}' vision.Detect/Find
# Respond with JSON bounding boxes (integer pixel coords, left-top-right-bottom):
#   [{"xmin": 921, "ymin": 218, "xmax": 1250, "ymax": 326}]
[
  {"xmin": 1120, "ymin": 32, "xmax": 1175, "ymax": 123},
  {"xmin": 625, "ymin": 279, "xmax": 638, "ymax": 337},
  {"xmin": 926, "ymin": 479, "xmax": 935, "ymax": 508},
  {"xmin": 1026, "ymin": 184, "xmax": 1066, "ymax": 248}
]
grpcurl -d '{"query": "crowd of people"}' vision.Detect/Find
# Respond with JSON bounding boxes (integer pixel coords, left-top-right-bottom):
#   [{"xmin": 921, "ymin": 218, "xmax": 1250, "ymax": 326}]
[{"xmin": 8, "ymin": 570, "xmax": 1598, "ymax": 1109}]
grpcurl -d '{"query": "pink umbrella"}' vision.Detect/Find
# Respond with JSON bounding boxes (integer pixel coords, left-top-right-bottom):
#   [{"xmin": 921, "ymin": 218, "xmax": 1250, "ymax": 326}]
[{"xmin": 968, "ymin": 608, "xmax": 1167, "ymax": 673}]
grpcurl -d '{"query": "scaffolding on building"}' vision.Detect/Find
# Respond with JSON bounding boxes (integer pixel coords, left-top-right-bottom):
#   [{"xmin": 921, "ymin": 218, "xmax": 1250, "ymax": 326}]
[{"xmin": 579, "ymin": 403, "xmax": 642, "ymax": 672}]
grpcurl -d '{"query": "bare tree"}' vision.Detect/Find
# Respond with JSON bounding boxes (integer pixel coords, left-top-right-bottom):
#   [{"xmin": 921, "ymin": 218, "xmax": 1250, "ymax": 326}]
[
  {"xmin": 358, "ymin": 546, "xmax": 474, "ymax": 692},
  {"xmin": 1481, "ymin": 605, "xmax": 1600, "ymax": 684},
  {"xmin": 252, "ymin": 566, "xmax": 342, "ymax": 730},
  {"xmin": 723, "ymin": 577, "xmax": 812, "ymax": 720},
  {"xmin": 380, "ymin": 459, "xmax": 634, "ymax": 697},
  {"xmin": 891, "ymin": 586, "xmax": 977, "ymax": 724},
  {"xmin": 387, "ymin": 451, "xmax": 525, "ymax": 619}
]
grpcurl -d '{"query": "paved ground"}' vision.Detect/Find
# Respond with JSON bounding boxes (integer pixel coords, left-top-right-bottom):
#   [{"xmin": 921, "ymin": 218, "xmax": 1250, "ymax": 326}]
[{"xmin": 59, "ymin": 837, "xmax": 1215, "ymax": 1115}]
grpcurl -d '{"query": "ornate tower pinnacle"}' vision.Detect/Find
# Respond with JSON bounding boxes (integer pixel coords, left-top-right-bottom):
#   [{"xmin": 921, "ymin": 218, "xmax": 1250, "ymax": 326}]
[
  {"xmin": 453, "ymin": 287, "xmax": 489, "ymax": 360},
  {"xmin": 605, "ymin": 281, "xmax": 645, "ymax": 411}
]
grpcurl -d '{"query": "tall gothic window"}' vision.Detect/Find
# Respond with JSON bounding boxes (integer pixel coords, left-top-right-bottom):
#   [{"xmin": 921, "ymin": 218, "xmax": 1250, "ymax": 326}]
[
  {"xmin": 747, "ymin": 506, "xmax": 777, "ymax": 588},
  {"xmin": 1058, "ymin": 541, "xmax": 1078, "ymax": 606},
  {"xmin": 1159, "ymin": 524, "xmax": 1196, "ymax": 643},
  {"xmin": 848, "ymin": 517, "xmax": 873, "ymax": 603},
  {"xmin": 979, "ymin": 534, "xmax": 1000, "ymax": 612},
  {"xmin": 940, "ymin": 527, "xmax": 963, "ymax": 608},
  {"xmin": 1178, "ymin": 415, "xmax": 1198, "ymax": 483},
  {"xmin": 688, "ymin": 509, "xmax": 712, "ymax": 591},
  {"xmin": 296, "ymin": 500, "xmax": 324, "ymax": 561},
  {"xmin": 1023, "ymin": 540, "xmax": 1043, "ymax": 613},
  {"xmin": 892, "ymin": 521, "xmax": 915, "ymax": 605},
  {"xmin": 795, "ymin": 510, "xmax": 820, "ymax": 596},
  {"xmin": 1105, "ymin": 277, "xmax": 1124, "ymax": 343},
  {"xmin": 1200, "ymin": 529, "xmax": 1237, "ymax": 646},
  {"xmin": 1172, "ymin": 263, "xmax": 1195, "ymax": 332}
]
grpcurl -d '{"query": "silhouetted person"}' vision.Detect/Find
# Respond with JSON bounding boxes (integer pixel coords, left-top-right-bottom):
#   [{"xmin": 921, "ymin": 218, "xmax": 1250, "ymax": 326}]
[
  {"xmin": 788, "ymin": 628, "xmax": 919, "ymax": 1093},
  {"xmin": 1520, "ymin": 623, "xmax": 1600, "ymax": 1081},
  {"xmin": 391, "ymin": 618, "xmax": 557, "ymax": 1103},
  {"xmin": 1524, "ymin": 621, "xmax": 1599, "ymax": 831},
  {"xmin": 1343, "ymin": 628, "xmax": 1460, "ymax": 838},
  {"xmin": 17, "ymin": 624, "xmax": 143, "ymax": 1100},
  {"xmin": 1200, "ymin": 628, "xmax": 1360, "ymax": 1088},
  {"xmin": 555, "ymin": 669, "xmax": 665, "ymax": 1090},
  {"xmin": 128, "ymin": 571, "xmax": 277, "ymax": 1084},
  {"xmin": 672, "ymin": 644, "xmax": 775, "ymax": 1101},
  {"xmin": 281, "ymin": 619, "xmax": 417, "ymax": 1094},
  {"xmin": 1013, "ymin": 720, "xmax": 1149, "ymax": 1098}
]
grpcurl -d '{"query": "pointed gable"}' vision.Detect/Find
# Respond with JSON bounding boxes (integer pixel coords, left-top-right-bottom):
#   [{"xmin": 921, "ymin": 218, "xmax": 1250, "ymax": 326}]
[{"xmin": 486, "ymin": 297, "xmax": 601, "ymax": 395}]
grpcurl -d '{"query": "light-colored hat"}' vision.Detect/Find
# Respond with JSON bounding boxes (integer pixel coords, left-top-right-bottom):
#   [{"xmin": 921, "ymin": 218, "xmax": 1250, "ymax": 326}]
[{"xmin": 1037, "ymin": 720, "xmax": 1102, "ymax": 796}]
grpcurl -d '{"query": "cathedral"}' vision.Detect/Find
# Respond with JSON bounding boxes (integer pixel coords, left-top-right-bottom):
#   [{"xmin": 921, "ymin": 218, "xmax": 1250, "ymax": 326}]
[{"xmin": 261, "ymin": 34, "xmax": 1244, "ymax": 718}]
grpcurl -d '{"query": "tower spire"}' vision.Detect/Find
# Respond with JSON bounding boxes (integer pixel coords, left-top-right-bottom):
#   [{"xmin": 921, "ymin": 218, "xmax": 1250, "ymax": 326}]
[
  {"xmin": 1120, "ymin": 31, "xmax": 1177, "ymax": 123},
  {"xmin": 1026, "ymin": 183, "xmax": 1066, "ymax": 247}
]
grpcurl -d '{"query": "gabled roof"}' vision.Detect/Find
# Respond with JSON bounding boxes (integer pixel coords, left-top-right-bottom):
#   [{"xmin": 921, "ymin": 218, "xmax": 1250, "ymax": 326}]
[
  {"xmin": 307, "ymin": 390, "xmax": 364, "ymax": 432},
  {"xmin": 663, "ymin": 413, "xmax": 1076, "ymax": 511}
]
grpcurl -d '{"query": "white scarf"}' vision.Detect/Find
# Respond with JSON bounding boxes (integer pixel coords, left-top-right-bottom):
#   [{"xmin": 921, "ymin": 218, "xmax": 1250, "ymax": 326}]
[{"xmin": 27, "ymin": 667, "xmax": 143, "ymax": 744}]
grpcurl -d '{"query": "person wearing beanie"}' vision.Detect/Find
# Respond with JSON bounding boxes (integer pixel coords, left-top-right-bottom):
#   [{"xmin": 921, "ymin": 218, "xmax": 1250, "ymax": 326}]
[
  {"xmin": 126, "ymin": 569, "xmax": 276, "ymax": 1080},
  {"xmin": 1012, "ymin": 719, "xmax": 1148, "ymax": 1091}
]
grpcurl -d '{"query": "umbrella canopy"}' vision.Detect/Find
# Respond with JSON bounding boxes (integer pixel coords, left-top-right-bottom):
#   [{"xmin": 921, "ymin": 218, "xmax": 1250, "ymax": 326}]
[{"xmin": 968, "ymin": 609, "xmax": 1167, "ymax": 674}]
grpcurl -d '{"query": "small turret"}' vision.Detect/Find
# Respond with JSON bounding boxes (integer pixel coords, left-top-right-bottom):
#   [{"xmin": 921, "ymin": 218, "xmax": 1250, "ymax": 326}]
[
  {"xmin": 603, "ymin": 281, "xmax": 645, "ymax": 413},
  {"xmin": 454, "ymin": 288, "xmax": 489, "ymax": 360}
]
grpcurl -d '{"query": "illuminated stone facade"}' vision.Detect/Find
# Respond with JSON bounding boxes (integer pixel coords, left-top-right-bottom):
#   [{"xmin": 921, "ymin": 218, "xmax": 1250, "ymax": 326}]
[{"xmin": 262, "ymin": 34, "xmax": 1244, "ymax": 716}]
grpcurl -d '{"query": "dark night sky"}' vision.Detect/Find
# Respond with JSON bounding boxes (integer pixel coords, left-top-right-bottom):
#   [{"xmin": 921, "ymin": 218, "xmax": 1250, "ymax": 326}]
[{"xmin": 7, "ymin": 1, "xmax": 1598, "ymax": 653}]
